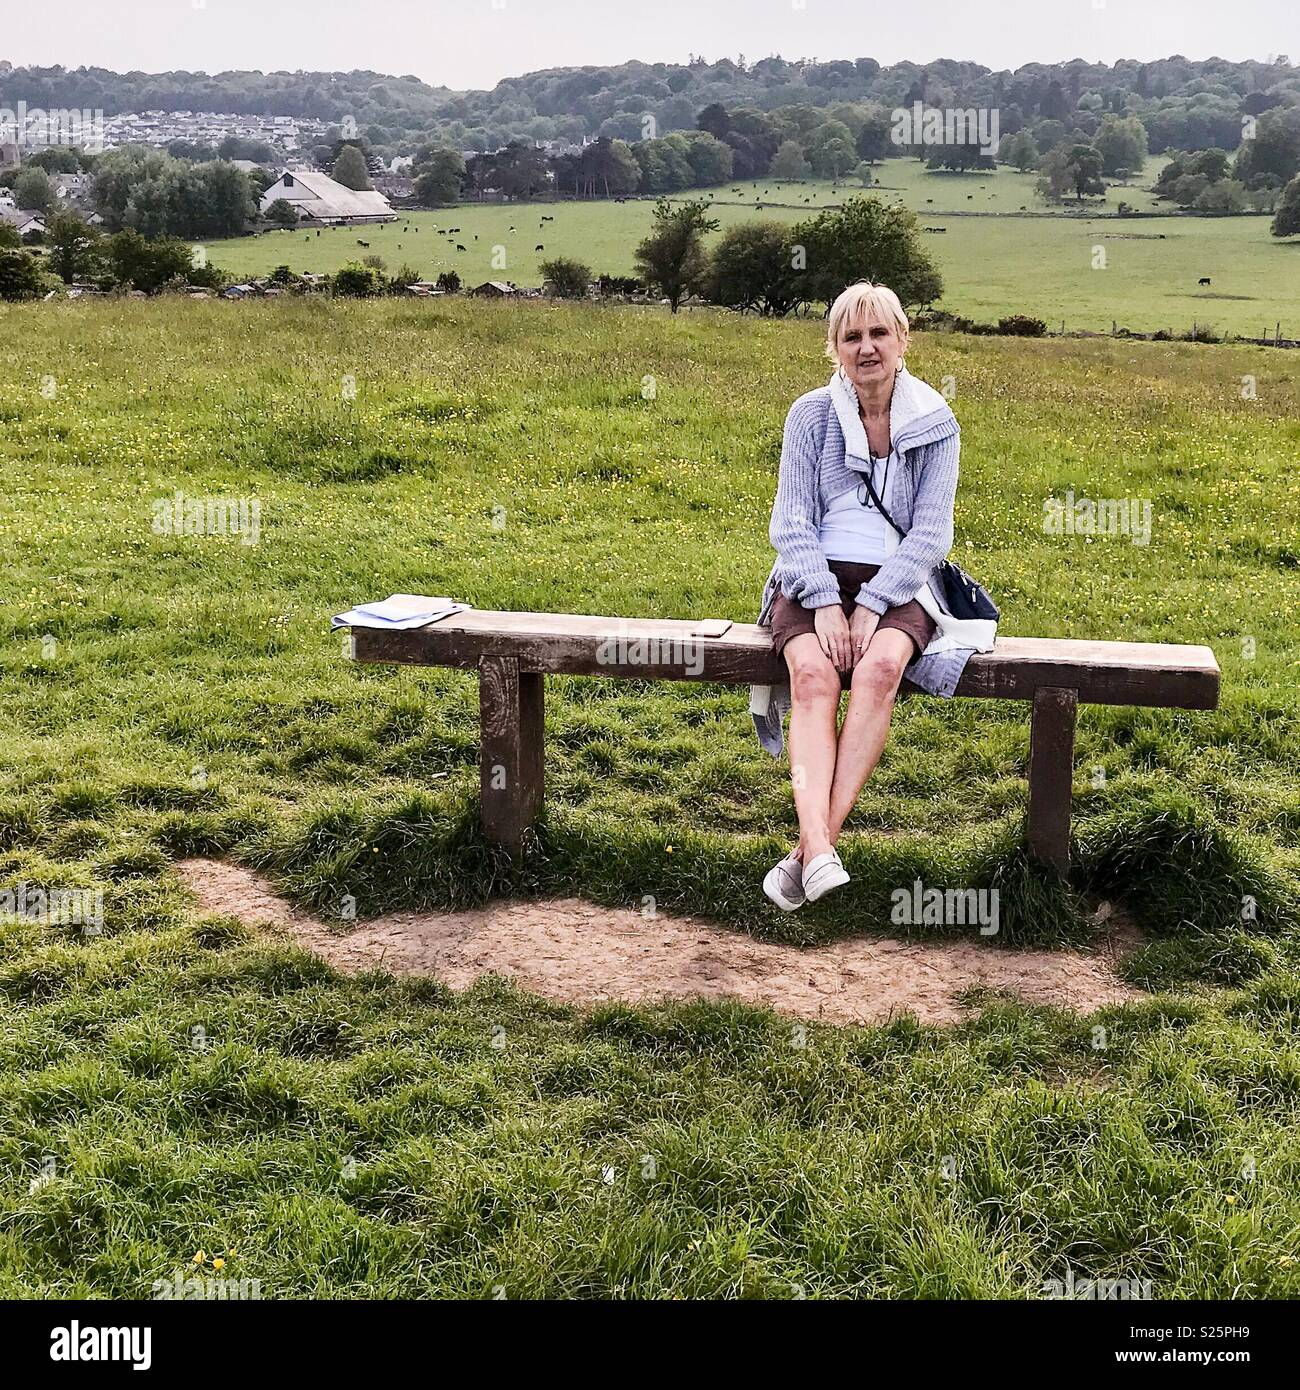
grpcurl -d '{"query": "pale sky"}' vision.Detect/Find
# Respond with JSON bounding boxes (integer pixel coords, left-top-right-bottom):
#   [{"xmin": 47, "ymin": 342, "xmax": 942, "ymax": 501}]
[{"xmin": 4, "ymin": 0, "xmax": 1297, "ymax": 92}]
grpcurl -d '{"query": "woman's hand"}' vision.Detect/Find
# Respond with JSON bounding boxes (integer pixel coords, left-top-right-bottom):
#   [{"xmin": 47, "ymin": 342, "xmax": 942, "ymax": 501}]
[
  {"xmin": 813, "ymin": 604, "xmax": 854, "ymax": 672},
  {"xmin": 849, "ymin": 604, "xmax": 880, "ymax": 666}
]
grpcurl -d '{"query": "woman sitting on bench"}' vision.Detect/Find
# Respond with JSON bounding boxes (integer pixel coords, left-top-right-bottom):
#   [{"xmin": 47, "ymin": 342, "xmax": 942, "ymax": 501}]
[{"xmin": 750, "ymin": 281, "xmax": 996, "ymax": 910}]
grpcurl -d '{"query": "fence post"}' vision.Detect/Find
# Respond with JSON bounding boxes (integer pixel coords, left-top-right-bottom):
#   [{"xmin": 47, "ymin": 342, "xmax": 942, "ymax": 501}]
[
  {"xmin": 1027, "ymin": 687, "xmax": 1078, "ymax": 874},
  {"xmin": 479, "ymin": 655, "xmax": 545, "ymax": 858}
]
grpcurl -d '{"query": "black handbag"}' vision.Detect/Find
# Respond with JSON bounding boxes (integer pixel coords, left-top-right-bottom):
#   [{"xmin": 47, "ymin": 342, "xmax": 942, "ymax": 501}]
[{"xmin": 859, "ymin": 461, "xmax": 1000, "ymax": 623}]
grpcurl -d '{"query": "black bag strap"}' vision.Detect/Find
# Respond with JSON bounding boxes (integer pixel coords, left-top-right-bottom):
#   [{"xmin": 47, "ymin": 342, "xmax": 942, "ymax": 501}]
[{"xmin": 861, "ymin": 456, "xmax": 907, "ymax": 539}]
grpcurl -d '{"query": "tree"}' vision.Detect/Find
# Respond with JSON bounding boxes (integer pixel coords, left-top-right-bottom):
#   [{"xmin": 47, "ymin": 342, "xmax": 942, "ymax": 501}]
[
  {"xmin": 683, "ymin": 132, "xmax": 733, "ymax": 187},
  {"xmin": 265, "ymin": 199, "xmax": 299, "ymax": 227},
  {"xmin": 104, "ymin": 231, "xmax": 195, "ymax": 292},
  {"xmin": 0, "ymin": 249, "xmax": 47, "ymax": 301},
  {"xmin": 540, "ymin": 256, "xmax": 592, "ymax": 299},
  {"xmin": 412, "ymin": 146, "xmax": 465, "ymax": 205},
  {"xmin": 332, "ymin": 262, "xmax": 381, "ymax": 296},
  {"xmin": 769, "ymin": 139, "xmax": 812, "ymax": 180},
  {"xmin": 1064, "ymin": 144, "xmax": 1105, "ymax": 199},
  {"xmin": 1194, "ymin": 180, "xmax": 1247, "ymax": 214},
  {"xmin": 46, "ymin": 211, "xmax": 102, "ymax": 283},
  {"xmin": 1094, "ymin": 115, "xmax": 1148, "ymax": 177},
  {"xmin": 696, "ymin": 103, "xmax": 731, "ymax": 141},
  {"xmin": 87, "ymin": 148, "xmax": 252, "ymax": 240},
  {"xmin": 27, "ymin": 146, "xmax": 82, "ymax": 174},
  {"xmin": 565, "ymin": 138, "xmax": 639, "ymax": 198},
  {"xmin": 634, "ymin": 137, "xmax": 692, "ymax": 192},
  {"xmin": 1038, "ymin": 144, "xmax": 1104, "ymax": 201},
  {"xmin": 468, "ymin": 141, "xmax": 551, "ymax": 198},
  {"xmin": 854, "ymin": 106, "xmax": 893, "ymax": 163},
  {"xmin": 333, "ymin": 145, "xmax": 372, "ymax": 191},
  {"xmin": 853, "ymin": 161, "xmax": 874, "ymax": 187},
  {"xmin": 1272, "ymin": 174, "xmax": 1300, "ymax": 237},
  {"xmin": 706, "ymin": 221, "xmax": 802, "ymax": 316},
  {"xmin": 1236, "ymin": 106, "xmax": 1300, "ymax": 190},
  {"xmin": 193, "ymin": 162, "xmax": 256, "ymax": 238},
  {"xmin": 925, "ymin": 143, "xmax": 995, "ymax": 173},
  {"xmin": 633, "ymin": 197, "xmax": 719, "ymax": 312},
  {"xmin": 387, "ymin": 263, "xmax": 423, "ymax": 293},
  {"xmin": 1171, "ymin": 172, "xmax": 1211, "ymax": 206},
  {"xmin": 805, "ymin": 120, "xmax": 857, "ymax": 178},
  {"xmin": 1000, "ymin": 129, "xmax": 1038, "ymax": 172},
  {"xmin": 791, "ymin": 196, "xmax": 943, "ymax": 308},
  {"xmin": 14, "ymin": 167, "xmax": 54, "ymax": 214},
  {"xmin": 1031, "ymin": 119, "xmax": 1069, "ymax": 155}
]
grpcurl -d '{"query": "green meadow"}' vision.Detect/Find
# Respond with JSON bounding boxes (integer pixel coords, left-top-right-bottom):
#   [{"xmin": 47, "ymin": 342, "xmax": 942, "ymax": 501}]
[
  {"xmin": 1, "ymin": 298, "xmax": 1299, "ymax": 1297},
  {"xmin": 200, "ymin": 156, "xmax": 1300, "ymax": 336}
]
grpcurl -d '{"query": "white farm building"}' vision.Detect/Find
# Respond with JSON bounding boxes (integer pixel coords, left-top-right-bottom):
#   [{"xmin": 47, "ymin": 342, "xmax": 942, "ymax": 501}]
[{"xmin": 258, "ymin": 170, "xmax": 396, "ymax": 226}]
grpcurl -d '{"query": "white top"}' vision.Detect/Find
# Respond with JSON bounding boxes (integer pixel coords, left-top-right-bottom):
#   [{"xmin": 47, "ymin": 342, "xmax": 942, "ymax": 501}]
[{"xmin": 817, "ymin": 449, "xmax": 897, "ymax": 564}]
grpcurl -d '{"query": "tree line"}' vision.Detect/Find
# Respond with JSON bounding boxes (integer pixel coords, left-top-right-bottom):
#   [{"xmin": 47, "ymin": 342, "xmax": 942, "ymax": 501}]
[
  {"xmin": 537, "ymin": 194, "xmax": 944, "ymax": 316},
  {"xmin": 1, "ymin": 53, "xmax": 1295, "ymax": 163}
]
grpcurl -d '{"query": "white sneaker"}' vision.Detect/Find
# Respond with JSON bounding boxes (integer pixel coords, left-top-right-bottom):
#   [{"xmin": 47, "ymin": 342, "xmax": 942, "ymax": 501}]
[
  {"xmin": 763, "ymin": 851, "xmax": 806, "ymax": 912},
  {"xmin": 803, "ymin": 850, "xmax": 850, "ymax": 903}
]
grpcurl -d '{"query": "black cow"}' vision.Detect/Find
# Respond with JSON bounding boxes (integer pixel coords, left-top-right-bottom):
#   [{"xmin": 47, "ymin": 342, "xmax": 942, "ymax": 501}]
[
  {"xmin": 535, "ymin": 244, "xmax": 544, "ymax": 251},
  {"xmin": 357, "ymin": 239, "xmax": 369, "ymax": 247},
  {"xmin": 1199, "ymin": 277, "xmax": 1211, "ymax": 286}
]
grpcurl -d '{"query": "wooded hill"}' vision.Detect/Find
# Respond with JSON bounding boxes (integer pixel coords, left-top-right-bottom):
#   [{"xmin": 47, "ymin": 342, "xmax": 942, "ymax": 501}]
[{"xmin": 1, "ymin": 53, "xmax": 1296, "ymax": 155}]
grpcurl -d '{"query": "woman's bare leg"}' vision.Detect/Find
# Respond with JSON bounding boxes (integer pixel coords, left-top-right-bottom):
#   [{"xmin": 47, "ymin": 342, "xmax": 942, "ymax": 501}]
[
  {"xmin": 827, "ymin": 628, "xmax": 914, "ymax": 843},
  {"xmin": 782, "ymin": 632, "xmax": 842, "ymax": 862}
]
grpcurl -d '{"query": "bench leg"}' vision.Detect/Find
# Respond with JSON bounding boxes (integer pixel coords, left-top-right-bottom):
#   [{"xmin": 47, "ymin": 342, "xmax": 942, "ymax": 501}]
[
  {"xmin": 1026, "ymin": 686, "xmax": 1077, "ymax": 874},
  {"xmin": 479, "ymin": 655, "xmax": 544, "ymax": 858}
]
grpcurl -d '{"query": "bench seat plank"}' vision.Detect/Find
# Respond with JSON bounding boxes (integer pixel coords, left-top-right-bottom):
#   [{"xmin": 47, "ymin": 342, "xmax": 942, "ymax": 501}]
[{"xmin": 350, "ymin": 612, "xmax": 1220, "ymax": 710}]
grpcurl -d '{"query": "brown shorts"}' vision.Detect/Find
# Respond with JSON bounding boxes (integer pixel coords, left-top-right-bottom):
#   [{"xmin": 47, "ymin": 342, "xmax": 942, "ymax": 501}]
[{"xmin": 769, "ymin": 560, "xmax": 936, "ymax": 661}]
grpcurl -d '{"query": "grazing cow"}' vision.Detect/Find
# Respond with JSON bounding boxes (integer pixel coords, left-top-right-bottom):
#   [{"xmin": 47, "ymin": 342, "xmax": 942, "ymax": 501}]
[
  {"xmin": 926, "ymin": 198, "xmax": 933, "ymax": 203},
  {"xmin": 456, "ymin": 243, "xmax": 466, "ymax": 252},
  {"xmin": 535, "ymin": 244, "xmax": 544, "ymax": 251},
  {"xmin": 1199, "ymin": 277, "xmax": 1211, "ymax": 286},
  {"xmin": 357, "ymin": 239, "xmax": 369, "ymax": 247},
  {"xmin": 543, "ymin": 215, "xmax": 554, "ymax": 222}
]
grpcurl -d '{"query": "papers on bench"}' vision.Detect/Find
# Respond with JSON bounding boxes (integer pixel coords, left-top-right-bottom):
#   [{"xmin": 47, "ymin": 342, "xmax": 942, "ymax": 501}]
[{"xmin": 331, "ymin": 595, "xmax": 471, "ymax": 630}]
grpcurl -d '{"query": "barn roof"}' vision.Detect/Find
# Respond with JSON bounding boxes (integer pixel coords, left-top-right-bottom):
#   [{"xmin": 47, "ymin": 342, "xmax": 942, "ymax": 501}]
[{"xmin": 261, "ymin": 169, "xmax": 395, "ymax": 221}]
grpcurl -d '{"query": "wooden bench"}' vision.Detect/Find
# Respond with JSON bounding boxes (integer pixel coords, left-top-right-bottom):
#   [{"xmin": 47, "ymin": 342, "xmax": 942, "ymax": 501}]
[{"xmin": 348, "ymin": 610, "xmax": 1221, "ymax": 874}]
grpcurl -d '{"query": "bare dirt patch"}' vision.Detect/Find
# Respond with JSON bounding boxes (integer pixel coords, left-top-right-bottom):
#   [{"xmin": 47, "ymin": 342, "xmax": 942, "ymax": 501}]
[{"xmin": 174, "ymin": 858, "xmax": 1142, "ymax": 1027}]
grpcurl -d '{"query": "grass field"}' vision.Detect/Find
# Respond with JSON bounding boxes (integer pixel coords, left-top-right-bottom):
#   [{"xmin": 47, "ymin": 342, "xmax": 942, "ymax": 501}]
[
  {"xmin": 200, "ymin": 157, "xmax": 1300, "ymax": 337},
  {"xmin": 2, "ymin": 298, "xmax": 1300, "ymax": 1297}
]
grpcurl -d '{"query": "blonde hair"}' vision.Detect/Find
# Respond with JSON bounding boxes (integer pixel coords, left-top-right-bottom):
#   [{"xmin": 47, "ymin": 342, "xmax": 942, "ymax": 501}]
[{"xmin": 825, "ymin": 281, "xmax": 910, "ymax": 362}]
